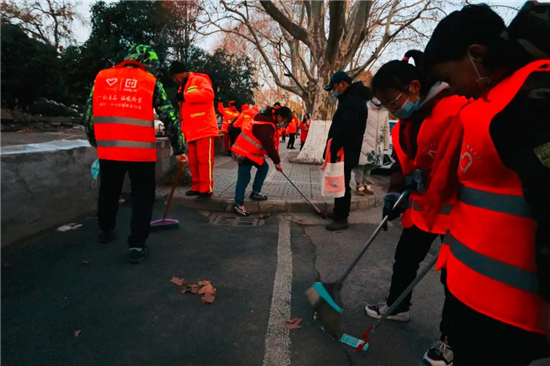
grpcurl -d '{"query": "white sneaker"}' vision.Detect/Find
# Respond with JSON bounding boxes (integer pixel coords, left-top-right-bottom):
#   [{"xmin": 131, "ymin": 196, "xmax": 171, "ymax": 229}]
[
  {"xmin": 365, "ymin": 302, "xmax": 410, "ymax": 322},
  {"xmin": 422, "ymin": 340, "xmax": 453, "ymax": 366}
]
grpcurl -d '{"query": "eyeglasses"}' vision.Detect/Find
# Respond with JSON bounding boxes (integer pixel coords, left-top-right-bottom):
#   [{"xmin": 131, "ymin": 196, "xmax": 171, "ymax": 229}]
[{"xmin": 372, "ymin": 84, "xmax": 410, "ymax": 110}]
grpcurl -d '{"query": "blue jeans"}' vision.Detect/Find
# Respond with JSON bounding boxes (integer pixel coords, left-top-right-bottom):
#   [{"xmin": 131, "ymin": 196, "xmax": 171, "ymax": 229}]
[{"xmin": 234, "ymin": 158, "xmax": 269, "ymax": 205}]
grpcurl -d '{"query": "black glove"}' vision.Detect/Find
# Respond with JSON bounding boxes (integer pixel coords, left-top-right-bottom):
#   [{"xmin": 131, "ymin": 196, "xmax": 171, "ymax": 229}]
[{"xmin": 382, "ymin": 192, "xmax": 408, "ymax": 231}]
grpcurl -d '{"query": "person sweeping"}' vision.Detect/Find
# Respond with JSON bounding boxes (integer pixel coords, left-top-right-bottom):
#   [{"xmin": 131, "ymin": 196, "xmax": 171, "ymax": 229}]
[
  {"xmin": 83, "ymin": 44, "xmax": 187, "ymax": 264},
  {"xmin": 230, "ymin": 106, "xmax": 292, "ymax": 217}
]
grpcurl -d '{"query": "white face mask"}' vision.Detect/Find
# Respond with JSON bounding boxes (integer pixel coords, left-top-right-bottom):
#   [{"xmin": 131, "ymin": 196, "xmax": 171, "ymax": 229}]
[{"xmin": 468, "ymin": 52, "xmax": 491, "ymax": 89}]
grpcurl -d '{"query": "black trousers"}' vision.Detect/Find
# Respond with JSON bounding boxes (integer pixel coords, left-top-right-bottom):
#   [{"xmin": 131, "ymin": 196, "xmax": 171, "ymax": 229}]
[
  {"xmin": 287, "ymin": 133, "xmax": 296, "ymax": 148},
  {"xmin": 387, "ymin": 225, "xmax": 450, "ymax": 335},
  {"xmin": 387, "ymin": 225, "xmax": 440, "ymax": 310},
  {"xmin": 333, "ymin": 165, "xmax": 353, "ymax": 220},
  {"xmin": 446, "ymin": 288, "xmax": 550, "ymax": 366},
  {"xmin": 98, "ymin": 159, "xmax": 155, "ymax": 248}
]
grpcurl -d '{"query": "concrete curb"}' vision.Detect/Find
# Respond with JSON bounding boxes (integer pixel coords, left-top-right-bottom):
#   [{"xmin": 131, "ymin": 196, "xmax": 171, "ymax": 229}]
[{"xmin": 157, "ymin": 192, "xmax": 381, "ymax": 214}]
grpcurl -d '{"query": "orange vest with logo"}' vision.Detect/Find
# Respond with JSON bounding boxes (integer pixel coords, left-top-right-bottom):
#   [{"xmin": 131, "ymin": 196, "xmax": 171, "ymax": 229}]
[
  {"xmin": 93, "ymin": 60, "xmax": 156, "ymax": 162},
  {"xmin": 231, "ymin": 119, "xmax": 278, "ymax": 165},
  {"xmin": 393, "ymin": 96, "xmax": 468, "ymax": 234},
  {"xmin": 235, "ymin": 107, "xmax": 259, "ymax": 130},
  {"xmin": 179, "ymin": 72, "xmax": 219, "ymax": 142},
  {"xmin": 439, "ymin": 60, "xmax": 550, "ymax": 334},
  {"xmin": 221, "ymin": 109, "xmax": 239, "ymax": 133}
]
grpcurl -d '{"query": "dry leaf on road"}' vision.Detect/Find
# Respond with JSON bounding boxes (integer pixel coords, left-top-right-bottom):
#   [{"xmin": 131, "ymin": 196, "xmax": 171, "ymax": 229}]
[
  {"xmin": 198, "ymin": 283, "xmax": 216, "ymax": 295},
  {"xmin": 285, "ymin": 318, "xmax": 302, "ymax": 330},
  {"xmin": 197, "ymin": 280, "xmax": 211, "ymax": 287},
  {"xmin": 201, "ymin": 292, "xmax": 216, "ymax": 304},
  {"xmin": 190, "ymin": 284, "xmax": 200, "ymax": 294},
  {"xmin": 170, "ymin": 277, "xmax": 184, "ymax": 286},
  {"xmin": 74, "ymin": 330, "xmax": 81, "ymax": 337},
  {"xmin": 256, "ymin": 213, "xmax": 271, "ymax": 219}
]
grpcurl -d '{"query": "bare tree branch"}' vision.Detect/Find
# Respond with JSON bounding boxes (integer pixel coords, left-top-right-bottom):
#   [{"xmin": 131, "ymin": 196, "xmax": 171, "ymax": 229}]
[{"xmin": 259, "ymin": 0, "xmax": 310, "ymax": 46}]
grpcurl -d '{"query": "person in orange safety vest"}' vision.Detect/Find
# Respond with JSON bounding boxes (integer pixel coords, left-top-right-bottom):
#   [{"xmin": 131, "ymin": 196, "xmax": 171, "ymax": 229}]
[
  {"xmin": 83, "ymin": 45, "xmax": 187, "ymax": 264},
  {"xmin": 230, "ymin": 106, "xmax": 292, "ymax": 217},
  {"xmin": 364, "ymin": 50, "xmax": 470, "ymax": 366},
  {"xmin": 170, "ymin": 61, "xmax": 219, "ymax": 201},
  {"xmin": 422, "ymin": 4, "xmax": 550, "ymax": 365}
]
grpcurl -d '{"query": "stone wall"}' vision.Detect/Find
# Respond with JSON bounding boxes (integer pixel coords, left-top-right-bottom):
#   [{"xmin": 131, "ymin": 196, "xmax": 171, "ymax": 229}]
[{"xmin": 1, "ymin": 138, "xmax": 175, "ymax": 247}]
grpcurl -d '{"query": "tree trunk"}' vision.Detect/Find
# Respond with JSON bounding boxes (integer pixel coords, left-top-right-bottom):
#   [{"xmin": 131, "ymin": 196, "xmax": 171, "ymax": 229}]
[{"xmin": 294, "ymin": 79, "xmax": 335, "ymax": 163}]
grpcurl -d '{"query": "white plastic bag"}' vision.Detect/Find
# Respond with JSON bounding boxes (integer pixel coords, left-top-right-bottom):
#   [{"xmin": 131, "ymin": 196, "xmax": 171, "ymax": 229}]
[{"xmin": 320, "ymin": 139, "xmax": 345, "ymax": 198}]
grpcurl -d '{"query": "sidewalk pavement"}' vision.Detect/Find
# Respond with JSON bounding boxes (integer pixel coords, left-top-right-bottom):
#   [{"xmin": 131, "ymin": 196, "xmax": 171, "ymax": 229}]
[{"xmin": 161, "ymin": 143, "xmax": 387, "ymax": 214}]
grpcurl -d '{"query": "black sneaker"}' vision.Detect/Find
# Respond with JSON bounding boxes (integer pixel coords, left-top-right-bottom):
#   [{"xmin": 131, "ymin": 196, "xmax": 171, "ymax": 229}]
[
  {"xmin": 326, "ymin": 219, "xmax": 349, "ymax": 231},
  {"xmin": 99, "ymin": 231, "xmax": 114, "ymax": 244},
  {"xmin": 326, "ymin": 212, "xmax": 336, "ymax": 220},
  {"xmin": 233, "ymin": 204, "xmax": 249, "ymax": 217},
  {"xmin": 129, "ymin": 247, "xmax": 149, "ymax": 264},
  {"xmin": 249, "ymin": 192, "xmax": 268, "ymax": 201},
  {"xmin": 365, "ymin": 302, "xmax": 410, "ymax": 322},
  {"xmin": 195, "ymin": 193, "xmax": 212, "ymax": 202},
  {"xmin": 423, "ymin": 339, "xmax": 453, "ymax": 366},
  {"xmin": 185, "ymin": 190, "xmax": 200, "ymax": 196}
]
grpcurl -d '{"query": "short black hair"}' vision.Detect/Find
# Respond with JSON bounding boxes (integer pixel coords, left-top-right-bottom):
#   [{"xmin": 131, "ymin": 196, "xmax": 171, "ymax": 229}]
[
  {"xmin": 424, "ymin": 5, "xmax": 507, "ymax": 72},
  {"xmin": 274, "ymin": 106, "xmax": 292, "ymax": 121},
  {"xmin": 372, "ymin": 50, "xmax": 426, "ymax": 95},
  {"xmin": 273, "ymin": 102, "xmax": 282, "ymax": 107}
]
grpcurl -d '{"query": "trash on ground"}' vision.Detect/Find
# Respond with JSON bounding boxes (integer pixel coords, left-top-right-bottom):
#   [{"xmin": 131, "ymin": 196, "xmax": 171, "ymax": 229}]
[
  {"xmin": 285, "ymin": 318, "xmax": 302, "ymax": 330},
  {"xmin": 256, "ymin": 213, "xmax": 272, "ymax": 219},
  {"xmin": 74, "ymin": 330, "xmax": 81, "ymax": 337},
  {"xmin": 81, "ymin": 260, "xmax": 89, "ymax": 265},
  {"xmin": 57, "ymin": 223, "xmax": 82, "ymax": 232},
  {"xmin": 171, "ymin": 277, "xmax": 216, "ymax": 304}
]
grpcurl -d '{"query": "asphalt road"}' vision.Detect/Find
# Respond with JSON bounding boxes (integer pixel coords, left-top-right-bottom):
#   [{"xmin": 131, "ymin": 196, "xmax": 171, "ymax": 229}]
[{"xmin": 3, "ymin": 204, "xmax": 550, "ymax": 366}]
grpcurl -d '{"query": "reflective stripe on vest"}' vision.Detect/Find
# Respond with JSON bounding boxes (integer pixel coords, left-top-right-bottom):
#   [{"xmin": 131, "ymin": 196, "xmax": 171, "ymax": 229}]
[
  {"xmin": 93, "ymin": 61, "xmax": 156, "ymax": 162},
  {"xmin": 231, "ymin": 119, "xmax": 277, "ymax": 165},
  {"xmin": 458, "ymin": 186, "xmax": 531, "ymax": 218},
  {"xmin": 406, "ymin": 199, "xmax": 452, "ymax": 215},
  {"xmin": 445, "ymin": 232, "xmax": 539, "ymax": 294},
  {"xmin": 96, "ymin": 140, "xmax": 156, "ymax": 149},
  {"xmin": 94, "ymin": 116, "xmax": 154, "ymax": 128},
  {"xmin": 443, "ymin": 60, "xmax": 550, "ymax": 334}
]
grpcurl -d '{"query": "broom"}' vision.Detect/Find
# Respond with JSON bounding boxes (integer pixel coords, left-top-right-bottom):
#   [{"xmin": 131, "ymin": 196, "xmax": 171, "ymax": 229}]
[
  {"xmin": 341, "ymin": 253, "xmax": 438, "ymax": 352},
  {"xmin": 306, "ymin": 190, "xmax": 410, "ymax": 335},
  {"xmin": 281, "ymin": 171, "xmax": 327, "ymax": 218},
  {"xmin": 150, "ymin": 161, "xmax": 183, "ymax": 231}
]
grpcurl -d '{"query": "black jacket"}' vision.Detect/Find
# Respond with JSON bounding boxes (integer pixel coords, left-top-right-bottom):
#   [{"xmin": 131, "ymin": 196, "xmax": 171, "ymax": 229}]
[{"xmin": 326, "ymin": 81, "xmax": 372, "ymax": 167}]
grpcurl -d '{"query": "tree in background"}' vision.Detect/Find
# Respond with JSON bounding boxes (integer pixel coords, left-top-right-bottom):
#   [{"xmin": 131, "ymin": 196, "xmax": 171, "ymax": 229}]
[
  {"xmin": 1, "ymin": 22, "xmax": 62, "ymax": 117},
  {"xmin": 0, "ymin": 0, "xmax": 84, "ymax": 51}
]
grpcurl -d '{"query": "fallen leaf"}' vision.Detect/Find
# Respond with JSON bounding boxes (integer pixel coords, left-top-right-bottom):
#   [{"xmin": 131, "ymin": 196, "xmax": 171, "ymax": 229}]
[
  {"xmin": 256, "ymin": 213, "xmax": 271, "ymax": 219},
  {"xmin": 198, "ymin": 283, "xmax": 216, "ymax": 295},
  {"xmin": 190, "ymin": 284, "xmax": 199, "ymax": 294},
  {"xmin": 197, "ymin": 280, "xmax": 211, "ymax": 287},
  {"xmin": 74, "ymin": 330, "xmax": 81, "ymax": 337},
  {"xmin": 170, "ymin": 277, "xmax": 184, "ymax": 286},
  {"xmin": 201, "ymin": 292, "xmax": 216, "ymax": 304},
  {"xmin": 285, "ymin": 318, "xmax": 302, "ymax": 330}
]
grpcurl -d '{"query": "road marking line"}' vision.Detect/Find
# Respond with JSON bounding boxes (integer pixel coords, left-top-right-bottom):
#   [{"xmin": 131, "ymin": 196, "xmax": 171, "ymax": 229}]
[{"xmin": 263, "ymin": 217, "xmax": 292, "ymax": 366}]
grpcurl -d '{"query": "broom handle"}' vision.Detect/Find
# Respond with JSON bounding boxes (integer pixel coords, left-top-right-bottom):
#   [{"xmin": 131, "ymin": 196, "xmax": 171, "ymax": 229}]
[
  {"xmin": 162, "ymin": 161, "xmax": 183, "ymax": 221},
  {"xmin": 281, "ymin": 171, "xmax": 322, "ymax": 214},
  {"xmin": 337, "ymin": 190, "xmax": 410, "ymax": 285},
  {"xmin": 372, "ymin": 253, "xmax": 437, "ymax": 333}
]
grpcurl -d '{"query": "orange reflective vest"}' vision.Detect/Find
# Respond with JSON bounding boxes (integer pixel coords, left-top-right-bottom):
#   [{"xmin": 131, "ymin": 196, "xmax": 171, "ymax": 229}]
[
  {"xmin": 231, "ymin": 119, "xmax": 278, "ymax": 165},
  {"xmin": 179, "ymin": 72, "xmax": 219, "ymax": 142},
  {"xmin": 439, "ymin": 60, "xmax": 550, "ymax": 334},
  {"xmin": 234, "ymin": 106, "xmax": 259, "ymax": 130},
  {"xmin": 93, "ymin": 60, "xmax": 156, "ymax": 162},
  {"xmin": 393, "ymin": 96, "xmax": 469, "ymax": 234}
]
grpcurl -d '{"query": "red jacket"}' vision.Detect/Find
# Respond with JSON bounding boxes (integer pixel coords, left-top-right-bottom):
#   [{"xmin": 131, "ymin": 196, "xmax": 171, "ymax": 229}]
[
  {"xmin": 179, "ymin": 72, "xmax": 219, "ymax": 142},
  {"xmin": 287, "ymin": 117, "xmax": 298, "ymax": 134}
]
